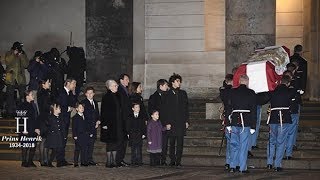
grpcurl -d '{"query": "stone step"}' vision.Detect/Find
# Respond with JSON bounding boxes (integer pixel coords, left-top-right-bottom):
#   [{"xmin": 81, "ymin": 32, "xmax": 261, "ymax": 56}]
[
  {"xmin": 0, "ymin": 150, "xmax": 319, "ymax": 169},
  {"xmin": 1, "ymin": 141, "xmax": 320, "ymax": 159},
  {"xmin": 1, "ymin": 133, "xmax": 319, "ymax": 150}
]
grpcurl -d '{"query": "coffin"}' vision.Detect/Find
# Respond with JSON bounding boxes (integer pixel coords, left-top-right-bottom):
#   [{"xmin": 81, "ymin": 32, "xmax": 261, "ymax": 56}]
[{"xmin": 233, "ymin": 46, "xmax": 290, "ymax": 93}]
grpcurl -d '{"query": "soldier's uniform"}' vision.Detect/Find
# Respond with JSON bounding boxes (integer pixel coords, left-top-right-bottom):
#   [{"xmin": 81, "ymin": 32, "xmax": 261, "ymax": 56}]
[
  {"xmin": 226, "ymin": 84, "xmax": 257, "ymax": 172},
  {"xmin": 267, "ymin": 84, "xmax": 293, "ymax": 171},
  {"xmin": 219, "ymin": 84, "xmax": 232, "ymax": 168}
]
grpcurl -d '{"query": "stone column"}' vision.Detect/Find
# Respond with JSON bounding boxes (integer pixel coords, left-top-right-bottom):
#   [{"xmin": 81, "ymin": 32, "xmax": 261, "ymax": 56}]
[
  {"xmin": 225, "ymin": 0, "xmax": 276, "ymax": 73},
  {"xmin": 307, "ymin": 0, "xmax": 320, "ymax": 101},
  {"xmin": 86, "ymin": 0, "xmax": 133, "ymax": 82}
]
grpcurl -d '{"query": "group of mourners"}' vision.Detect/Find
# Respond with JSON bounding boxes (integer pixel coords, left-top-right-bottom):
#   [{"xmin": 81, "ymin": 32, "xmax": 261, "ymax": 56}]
[
  {"xmin": 12, "ymin": 72, "xmax": 189, "ymax": 168},
  {"xmin": 219, "ymin": 44, "xmax": 307, "ymax": 173}
]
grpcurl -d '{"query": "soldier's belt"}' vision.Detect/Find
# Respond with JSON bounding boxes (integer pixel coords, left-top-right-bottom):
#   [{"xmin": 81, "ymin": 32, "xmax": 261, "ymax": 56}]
[
  {"xmin": 267, "ymin": 107, "xmax": 289, "ymax": 130},
  {"xmin": 230, "ymin": 110, "xmax": 250, "ymax": 134}
]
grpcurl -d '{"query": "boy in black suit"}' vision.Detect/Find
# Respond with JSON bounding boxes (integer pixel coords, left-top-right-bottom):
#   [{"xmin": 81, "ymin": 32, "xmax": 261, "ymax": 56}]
[
  {"xmin": 72, "ymin": 103, "xmax": 89, "ymax": 167},
  {"xmin": 81, "ymin": 87, "xmax": 100, "ymax": 165},
  {"xmin": 128, "ymin": 103, "xmax": 146, "ymax": 166},
  {"xmin": 148, "ymin": 79, "xmax": 169, "ymax": 165}
]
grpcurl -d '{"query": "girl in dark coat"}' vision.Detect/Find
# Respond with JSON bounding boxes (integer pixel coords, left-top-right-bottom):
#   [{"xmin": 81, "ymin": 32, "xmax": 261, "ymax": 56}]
[
  {"xmin": 45, "ymin": 103, "xmax": 64, "ymax": 167},
  {"xmin": 100, "ymin": 80, "xmax": 122, "ymax": 168},
  {"xmin": 129, "ymin": 82, "xmax": 148, "ymax": 124},
  {"xmin": 37, "ymin": 78, "xmax": 52, "ymax": 166}
]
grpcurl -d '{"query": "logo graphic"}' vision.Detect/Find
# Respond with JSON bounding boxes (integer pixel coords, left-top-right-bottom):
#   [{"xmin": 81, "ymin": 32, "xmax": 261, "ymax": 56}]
[{"xmin": 15, "ymin": 110, "xmax": 28, "ymax": 134}]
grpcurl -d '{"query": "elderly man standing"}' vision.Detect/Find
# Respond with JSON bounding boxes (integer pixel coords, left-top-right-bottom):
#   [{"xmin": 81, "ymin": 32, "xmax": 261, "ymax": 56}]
[
  {"xmin": 225, "ymin": 74, "xmax": 257, "ymax": 173},
  {"xmin": 4, "ymin": 42, "xmax": 29, "ymax": 117}
]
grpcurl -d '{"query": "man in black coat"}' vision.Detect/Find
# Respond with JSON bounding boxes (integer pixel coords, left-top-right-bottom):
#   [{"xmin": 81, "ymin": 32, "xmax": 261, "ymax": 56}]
[
  {"xmin": 116, "ymin": 73, "xmax": 131, "ymax": 167},
  {"xmin": 290, "ymin": 44, "xmax": 307, "ymax": 94},
  {"xmin": 148, "ymin": 79, "xmax": 169, "ymax": 165},
  {"xmin": 225, "ymin": 75, "xmax": 257, "ymax": 173},
  {"xmin": 17, "ymin": 90, "xmax": 40, "ymax": 167},
  {"xmin": 81, "ymin": 87, "xmax": 100, "ymax": 165},
  {"xmin": 162, "ymin": 73, "xmax": 189, "ymax": 166},
  {"xmin": 56, "ymin": 78, "xmax": 77, "ymax": 167}
]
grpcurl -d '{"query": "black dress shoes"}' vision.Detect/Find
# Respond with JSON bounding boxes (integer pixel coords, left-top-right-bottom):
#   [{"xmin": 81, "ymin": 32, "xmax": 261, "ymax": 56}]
[
  {"xmin": 274, "ymin": 167, "xmax": 283, "ymax": 172},
  {"xmin": 47, "ymin": 163, "xmax": 55, "ymax": 167},
  {"xmin": 248, "ymin": 151, "xmax": 254, "ymax": 157},
  {"xmin": 161, "ymin": 162, "xmax": 168, "ymax": 166},
  {"xmin": 224, "ymin": 164, "xmax": 230, "ymax": 170},
  {"xmin": 252, "ymin": 146, "xmax": 259, "ymax": 149},
  {"xmin": 74, "ymin": 164, "xmax": 79, "ymax": 167},
  {"xmin": 229, "ymin": 168, "xmax": 236, "ymax": 173},
  {"xmin": 267, "ymin": 164, "xmax": 273, "ymax": 169},
  {"xmin": 119, "ymin": 161, "xmax": 129, "ymax": 167},
  {"xmin": 81, "ymin": 163, "xmax": 89, "ymax": 167},
  {"xmin": 169, "ymin": 162, "xmax": 175, "ymax": 166},
  {"xmin": 88, "ymin": 161, "xmax": 97, "ymax": 166},
  {"xmin": 21, "ymin": 162, "xmax": 28, "ymax": 167}
]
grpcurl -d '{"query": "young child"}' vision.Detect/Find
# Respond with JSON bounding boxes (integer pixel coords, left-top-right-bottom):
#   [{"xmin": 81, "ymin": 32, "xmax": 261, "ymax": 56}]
[
  {"xmin": 45, "ymin": 103, "xmax": 64, "ymax": 167},
  {"xmin": 128, "ymin": 103, "xmax": 146, "ymax": 166},
  {"xmin": 72, "ymin": 103, "xmax": 89, "ymax": 167},
  {"xmin": 147, "ymin": 110, "xmax": 168, "ymax": 166},
  {"xmin": 81, "ymin": 87, "xmax": 100, "ymax": 166}
]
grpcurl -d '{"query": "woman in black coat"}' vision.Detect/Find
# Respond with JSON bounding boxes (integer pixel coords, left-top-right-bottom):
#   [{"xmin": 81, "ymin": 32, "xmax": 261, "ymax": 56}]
[
  {"xmin": 100, "ymin": 80, "xmax": 122, "ymax": 168},
  {"xmin": 129, "ymin": 82, "xmax": 148, "ymax": 123},
  {"xmin": 37, "ymin": 78, "xmax": 52, "ymax": 166}
]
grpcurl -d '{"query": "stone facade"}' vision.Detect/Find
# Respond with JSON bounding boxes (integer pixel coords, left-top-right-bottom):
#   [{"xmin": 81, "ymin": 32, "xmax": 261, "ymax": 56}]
[
  {"xmin": 225, "ymin": 0, "xmax": 276, "ymax": 73},
  {"xmin": 86, "ymin": 0, "xmax": 133, "ymax": 82}
]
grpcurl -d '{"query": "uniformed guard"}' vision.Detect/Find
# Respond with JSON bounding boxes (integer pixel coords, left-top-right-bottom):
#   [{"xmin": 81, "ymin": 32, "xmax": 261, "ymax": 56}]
[
  {"xmin": 225, "ymin": 74, "xmax": 257, "ymax": 173},
  {"xmin": 219, "ymin": 74, "xmax": 233, "ymax": 170},
  {"xmin": 266, "ymin": 75, "xmax": 293, "ymax": 171}
]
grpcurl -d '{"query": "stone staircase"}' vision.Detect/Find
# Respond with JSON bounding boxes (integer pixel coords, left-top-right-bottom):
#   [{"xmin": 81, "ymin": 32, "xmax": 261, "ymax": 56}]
[{"xmin": 0, "ymin": 98, "xmax": 320, "ymax": 169}]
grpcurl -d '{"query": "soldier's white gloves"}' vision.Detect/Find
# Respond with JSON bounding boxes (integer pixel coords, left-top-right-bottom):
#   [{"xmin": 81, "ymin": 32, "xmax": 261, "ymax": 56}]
[
  {"xmin": 228, "ymin": 115, "xmax": 232, "ymax": 121},
  {"xmin": 102, "ymin": 126, "xmax": 108, "ymax": 130},
  {"xmin": 250, "ymin": 129, "xmax": 256, "ymax": 134},
  {"xmin": 226, "ymin": 126, "xmax": 232, "ymax": 133},
  {"xmin": 297, "ymin": 90, "xmax": 304, "ymax": 95}
]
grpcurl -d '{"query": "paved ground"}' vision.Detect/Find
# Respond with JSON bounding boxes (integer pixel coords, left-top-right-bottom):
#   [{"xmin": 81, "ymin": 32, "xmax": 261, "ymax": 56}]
[{"xmin": 0, "ymin": 161, "xmax": 319, "ymax": 180}]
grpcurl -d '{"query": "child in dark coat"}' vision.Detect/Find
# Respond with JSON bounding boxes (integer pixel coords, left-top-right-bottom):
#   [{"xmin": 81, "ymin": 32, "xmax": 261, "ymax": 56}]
[
  {"xmin": 45, "ymin": 103, "xmax": 64, "ymax": 167},
  {"xmin": 147, "ymin": 110, "xmax": 169, "ymax": 166},
  {"xmin": 128, "ymin": 103, "xmax": 146, "ymax": 166},
  {"xmin": 72, "ymin": 103, "xmax": 89, "ymax": 167}
]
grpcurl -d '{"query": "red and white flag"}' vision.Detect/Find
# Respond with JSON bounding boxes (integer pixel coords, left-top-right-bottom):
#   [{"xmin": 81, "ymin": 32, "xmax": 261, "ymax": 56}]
[{"xmin": 233, "ymin": 61, "xmax": 281, "ymax": 93}]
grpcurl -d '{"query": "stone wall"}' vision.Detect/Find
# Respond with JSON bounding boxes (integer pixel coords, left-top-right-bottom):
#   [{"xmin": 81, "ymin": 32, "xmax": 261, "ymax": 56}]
[
  {"xmin": 86, "ymin": 0, "xmax": 133, "ymax": 82},
  {"xmin": 225, "ymin": 0, "xmax": 276, "ymax": 73},
  {"xmin": 276, "ymin": 0, "xmax": 304, "ymax": 53},
  {"xmin": 134, "ymin": 0, "xmax": 226, "ymax": 99}
]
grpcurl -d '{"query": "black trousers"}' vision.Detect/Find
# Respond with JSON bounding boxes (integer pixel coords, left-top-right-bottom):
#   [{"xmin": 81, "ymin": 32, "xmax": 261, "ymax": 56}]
[
  {"xmin": 150, "ymin": 153, "xmax": 161, "ymax": 166},
  {"xmin": 56, "ymin": 120, "xmax": 70, "ymax": 164},
  {"xmin": 161, "ymin": 131, "xmax": 169, "ymax": 163},
  {"xmin": 87, "ymin": 137, "xmax": 96, "ymax": 162},
  {"xmin": 169, "ymin": 136, "xmax": 184, "ymax": 164},
  {"xmin": 48, "ymin": 148, "xmax": 57, "ymax": 163},
  {"xmin": 116, "ymin": 139, "xmax": 128, "ymax": 164},
  {"xmin": 74, "ymin": 140, "xmax": 89, "ymax": 164},
  {"xmin": 22, "ymin": 146, "xmax": 36, "ymax": 164},
  {"xmin": 131, "ymin": 144, "xmax": 142, "ymax": 164}
]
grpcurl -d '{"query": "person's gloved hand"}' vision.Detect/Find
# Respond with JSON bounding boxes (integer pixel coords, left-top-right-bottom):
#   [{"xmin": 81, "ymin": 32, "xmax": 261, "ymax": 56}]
[
  {"xmin": 226, "ymin": 126, "xmax": 232, "ymax": 133},
  {"xmin": 250, "ymin": 129, "xmax": 256, "ymax": 134}
]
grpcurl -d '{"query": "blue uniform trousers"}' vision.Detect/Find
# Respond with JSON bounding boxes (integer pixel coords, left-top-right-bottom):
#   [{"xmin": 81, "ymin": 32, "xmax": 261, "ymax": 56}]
[
  {"xmin": 230, "ymin": 126, "xmax": 250, "ymax": 171},
  {"xmin": 267, "ymin": 124, "xmax": 289, "ymax": 168}
]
